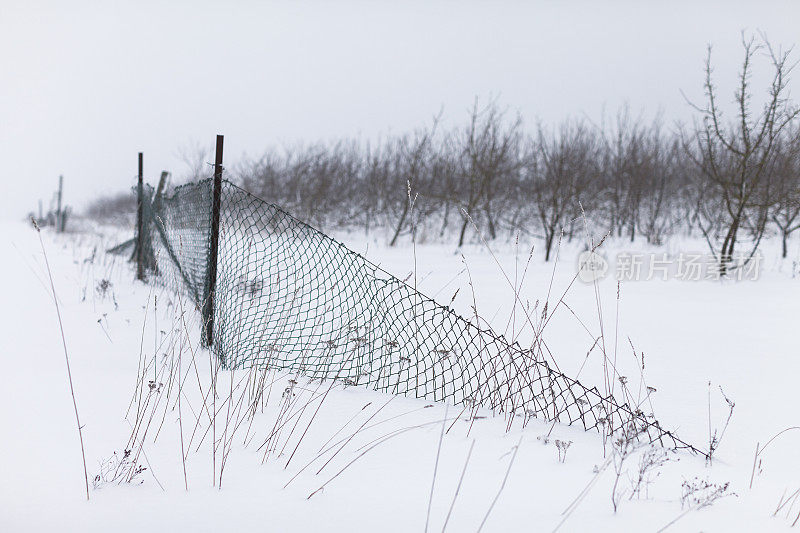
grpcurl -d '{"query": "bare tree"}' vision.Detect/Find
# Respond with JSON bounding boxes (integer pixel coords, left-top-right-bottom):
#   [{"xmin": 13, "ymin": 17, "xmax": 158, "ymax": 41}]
[
  {"xmin": 635, "ymin": 123, "xmax": 686, "ymax": 245},
  {"xmin": 771, "ymin": 128, "xmax": 800, "ymax": 257},
  {"xmin": 686, "ymin": 33, "xmax": 800, "ymax": 274},
  {"xmin": 531, "ymin": 120, "xmax": 599, "ymax": 261},
  {"xmin": 598, "ymin": 108, "xmax": 646, "ymax": 240},
  {"xmin": 389, "ymin": 118, "xmax": 439, "ymax": 246},
  {"xmin": 455, "ymin": 99, "xmax": 522, "ymax": 246}
]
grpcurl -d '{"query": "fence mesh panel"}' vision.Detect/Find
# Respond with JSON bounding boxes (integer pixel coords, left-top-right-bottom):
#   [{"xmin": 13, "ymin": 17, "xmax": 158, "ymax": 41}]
[
  {"xmin": 132, "ymin": 178, "xmax": 700, "ymax": 454},
  {"xmin": 147, "ymin": 179, "xmax": 213, "ymax": 305}
]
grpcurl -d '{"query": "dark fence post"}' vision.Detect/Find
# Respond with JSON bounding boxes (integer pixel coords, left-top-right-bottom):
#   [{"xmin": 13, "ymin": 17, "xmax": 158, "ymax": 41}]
[
  {"xmin": 136, "ymin": 152, "xmax": 145, "ymax": 281},
  {"xmin": 202, "ymin": 135, "xmax": 224, "ymax": 349}
]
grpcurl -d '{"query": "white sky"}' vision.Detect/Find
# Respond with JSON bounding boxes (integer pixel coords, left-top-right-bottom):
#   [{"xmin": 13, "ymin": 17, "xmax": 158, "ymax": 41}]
[{"xmin": 1, "ymin": 0, "xmax": 799, "ymax": 217}]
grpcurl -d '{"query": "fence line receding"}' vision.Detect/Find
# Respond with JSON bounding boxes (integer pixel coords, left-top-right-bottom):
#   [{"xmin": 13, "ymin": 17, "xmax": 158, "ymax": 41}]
[{"xmin": 114, "ymin": 148, "xmax": 703, "ymax": 456}]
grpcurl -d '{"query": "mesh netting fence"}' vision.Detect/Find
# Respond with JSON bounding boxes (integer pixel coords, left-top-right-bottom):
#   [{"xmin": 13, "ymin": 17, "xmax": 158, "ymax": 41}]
[{"xmin": 126, "ymin": 177, "xmax": 701, "ymax": 454}]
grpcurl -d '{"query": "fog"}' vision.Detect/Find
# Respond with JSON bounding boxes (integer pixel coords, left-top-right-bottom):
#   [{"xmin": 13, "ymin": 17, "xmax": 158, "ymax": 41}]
[{"xmin": 1, "ymin": 0, "xmax": 798, "ymax": 218}]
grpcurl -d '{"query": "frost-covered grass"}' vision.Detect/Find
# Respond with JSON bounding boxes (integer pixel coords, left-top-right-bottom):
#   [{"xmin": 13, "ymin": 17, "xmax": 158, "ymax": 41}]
[{"xmin": 2, "ymin": 219, "xmax": 799, "ymax": 531}]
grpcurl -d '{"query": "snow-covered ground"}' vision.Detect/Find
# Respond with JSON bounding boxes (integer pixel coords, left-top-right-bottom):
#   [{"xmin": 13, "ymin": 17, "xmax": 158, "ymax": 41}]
[{"xmin": 2, "ymin": 219, "xmax": 799, "ymax": 531}]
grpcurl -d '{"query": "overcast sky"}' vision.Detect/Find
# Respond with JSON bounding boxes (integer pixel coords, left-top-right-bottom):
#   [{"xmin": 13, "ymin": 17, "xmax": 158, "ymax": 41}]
[{"xmin": 2, "ymin": 0, "xmax": 799, "ymax": 218}]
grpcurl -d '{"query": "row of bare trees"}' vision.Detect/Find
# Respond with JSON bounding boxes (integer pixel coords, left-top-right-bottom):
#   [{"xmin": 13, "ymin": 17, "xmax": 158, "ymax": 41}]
[
  {"xmin": 235, "ymin": 105, "xmax": 800, "ymax": 262},
  {"xmin": 236, "ymin": 112, "xmax": 799, "ymax": 259},
  {"xmin": 85, "ymin": 35, "xmax": 798, "ymax": 269},
  {"xmin": 234, "ymin": 35, "xmax": 799, "ymax": 269}
]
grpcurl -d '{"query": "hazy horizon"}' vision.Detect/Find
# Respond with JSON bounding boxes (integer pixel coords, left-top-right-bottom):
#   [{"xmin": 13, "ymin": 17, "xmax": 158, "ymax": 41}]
[{"xmin": 2, "ymin": 0, "xmax": 799, "ymax": 217}]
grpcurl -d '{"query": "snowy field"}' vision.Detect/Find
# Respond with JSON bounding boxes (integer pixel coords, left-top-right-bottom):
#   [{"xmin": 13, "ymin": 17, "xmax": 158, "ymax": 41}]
[{"xmin": 3, "ymin": 219, "xmax": 800, "ymax": 532}]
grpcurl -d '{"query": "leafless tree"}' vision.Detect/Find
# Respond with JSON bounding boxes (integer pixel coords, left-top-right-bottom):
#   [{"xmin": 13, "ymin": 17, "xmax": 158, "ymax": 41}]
[
  {"xmin": 634, "ymin": 123, "xmax": 687, "ymax": 245},
  {"xmin": 455, "ymin": 99, "xmax": 522, "ymax": 246},
  {"xmin": 685, "ymin": 33, "xmax": 800, "ymax": 274},
  {"xmin": 85, "ymin": 191, "xmax": 137, "ymax": 224},
  {"xmin": 389, "ymin": 118, "xmax": 439, "ymax": 246},
  {"xmin": 598, "ymin": 109, "xmax": 646, "ymax": 240},
  {"xmin": 531, "ymin": 120, "xmax": 599, "ymax": 261},
  {"xmin": 770, "ymin": 128, "xmax": 800, "ymax": 257}
]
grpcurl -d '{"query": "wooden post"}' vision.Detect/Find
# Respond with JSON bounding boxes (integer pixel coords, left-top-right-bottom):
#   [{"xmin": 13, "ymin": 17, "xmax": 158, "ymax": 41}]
[
  {"xmin": 154, "ymin": 171, "xmax": 169, "ymax": 206},
  {"xmin": 202, "ymin": 135, "xmax": 224, "ymax": 349},
  {"xmin": 136, "ymin": 152, "xmax": 145, "ymax": 281}
]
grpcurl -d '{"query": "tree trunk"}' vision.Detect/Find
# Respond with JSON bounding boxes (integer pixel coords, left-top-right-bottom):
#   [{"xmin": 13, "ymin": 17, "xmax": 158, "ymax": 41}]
[
  {"xmin": 485, "ymin": 206, "xmax": 497, "ymax": 240},
  {"xmin": 458, "ymin": 217, "xmax": 469, "ymax": 247},
  {"xmin": 439, "ymin": 200, "xmax": 450, "ymax": 238},
  {"xmin": 782, "ymin": 230, "xmax": 788, "ymax": 258},
  {"xmin": 389, "ymin": 201, "xmax": 409, "ymax": 247},
  {"xmin": 544, "ymin": 230, "xmax": 554, "ymax": 262}
]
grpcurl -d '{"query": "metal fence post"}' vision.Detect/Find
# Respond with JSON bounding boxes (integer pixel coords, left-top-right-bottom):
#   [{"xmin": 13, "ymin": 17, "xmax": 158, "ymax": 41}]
[
  {"xmin": 136, "ymin": 152, "xmax": 145, "ymax": 281},
  {"xmin": 202, "ymin": 135, "xmax": 224, "ymax": 349}
]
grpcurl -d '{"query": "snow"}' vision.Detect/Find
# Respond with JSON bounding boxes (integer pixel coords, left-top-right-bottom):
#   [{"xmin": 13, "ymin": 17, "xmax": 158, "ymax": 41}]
[{"xmin": 2, "ymin": 220, "xmax": 799, "ymax": 531}]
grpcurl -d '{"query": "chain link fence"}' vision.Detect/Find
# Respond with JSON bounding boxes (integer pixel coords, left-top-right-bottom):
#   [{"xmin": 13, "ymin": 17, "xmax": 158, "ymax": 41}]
[{"xmin": 120, "ymin": 175, "xmax": 702, "ymax": 455}]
